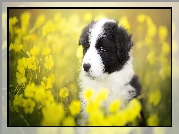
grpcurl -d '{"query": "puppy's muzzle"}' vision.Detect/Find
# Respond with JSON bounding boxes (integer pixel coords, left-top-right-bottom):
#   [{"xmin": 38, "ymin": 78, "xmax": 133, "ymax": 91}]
[{"xmin": 83, "ymin": 63, "xmax": 91, "ymax": 72}]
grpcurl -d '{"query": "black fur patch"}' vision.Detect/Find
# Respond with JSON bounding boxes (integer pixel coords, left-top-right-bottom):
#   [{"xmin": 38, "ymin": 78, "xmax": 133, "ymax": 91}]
[
  {"xmin": 129, "ymin": 75, "xmax": 142, "ymax": 97},
  {"xmin": 79, "ymin": 21, "xmax": 95, "ymax": 55},
  {"xmin": 115, "ymin": 26, "xmax": 133, "ymax": 65}
]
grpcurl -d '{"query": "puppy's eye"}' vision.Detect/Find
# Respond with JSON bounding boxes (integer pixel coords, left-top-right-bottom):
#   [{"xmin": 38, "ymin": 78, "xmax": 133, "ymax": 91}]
[{"xmin": 98, "ymin": 47, "xmax": 106, "ymax": 53}]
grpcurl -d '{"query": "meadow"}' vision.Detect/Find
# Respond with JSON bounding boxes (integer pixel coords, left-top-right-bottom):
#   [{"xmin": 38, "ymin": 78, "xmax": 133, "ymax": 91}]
[{"xmin": 8, "ymin": 9, "xmax": 171, "ymax": 127}]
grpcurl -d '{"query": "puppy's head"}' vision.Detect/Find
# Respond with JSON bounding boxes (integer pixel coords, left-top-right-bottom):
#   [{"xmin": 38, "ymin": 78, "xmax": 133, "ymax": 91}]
[{"xmin": 79, "ymin": 18, "xmax": 133, "ymax": 79}]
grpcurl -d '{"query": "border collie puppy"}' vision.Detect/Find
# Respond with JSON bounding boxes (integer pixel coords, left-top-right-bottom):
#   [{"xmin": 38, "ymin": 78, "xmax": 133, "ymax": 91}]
[{"xmin": 78, "ymin": 18, "xmax": 145, "ymax": 126}]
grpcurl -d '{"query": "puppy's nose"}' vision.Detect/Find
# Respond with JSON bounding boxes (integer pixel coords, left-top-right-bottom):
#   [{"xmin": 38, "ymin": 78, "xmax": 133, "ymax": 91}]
[{"xmin": 83, "ymin": 63, "xmax": 91, "ymax": 72}]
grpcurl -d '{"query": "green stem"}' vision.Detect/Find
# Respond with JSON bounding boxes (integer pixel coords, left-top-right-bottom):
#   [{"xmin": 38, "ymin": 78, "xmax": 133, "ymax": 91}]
[{"xmin": 19, "ymin": 114, "xmax": 30, "ymax": 126}]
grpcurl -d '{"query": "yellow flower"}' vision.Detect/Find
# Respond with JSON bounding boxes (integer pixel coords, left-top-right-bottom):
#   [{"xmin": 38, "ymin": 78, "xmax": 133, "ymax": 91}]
[
  {"xmin": 125, "ymin": 98, "xmax": 142, "ymax": 122},
  {"xmin": 119, "ymin": 16, "xmax": 130, "ymax": 31},
  {"xmin": 30, "ymin": 34, "xmax": 37, "ymax": 41},
  {"xmin": 20, "ymin": 11, "xmax": 31, "ymax": 34},
  {"xmin": 44, "ymin": 55, "xmax": 54, "ymax": 70},
  {"xmin": 158, "ymin": 25, "xmax": 168, "ymax": 42},
  {"xmin": 48, "ymin": 73, "xmax": 55, "ymax": 83},
  {"xmin": 147, "ymin": 23, "xmax": 157, "ymax": 38},
  {"xmin": 69, "ymin": 100, "xmax": 81, "ymax": 116},
  {"xmin": 149, "ymin": 89, "xmax": 162, "ymax": 106},
  {"xmin": 14, "ymin": 27, "xmax": 21, "ymax": 37},
  {"xmin": 114, "ymin": 111, "xmax": 128, "ymax": 126},
  {"xmin": 14, "ymin": 43, "xmax": 23, "ymax": 52},
  {"xmin": 24, "ymin": 82, "xmax": 36, "ymax": 98},
  {"xmin": 16, "ymin": 71, "xmax": 26, "ymax": 85},
  {"xmin": 9, "ymin": 43, "xmax": 14, "ymax": 51},
  {"xmin": 27, "ymin": 56, "xmax": 37, "ymax": 70},
  {"xmin": 85, "ymin": 101, "xmax": 100, "ymax": 114},
  {"xmin": 162, "ymin": 41, "xmax": 170, "ymax": 55},
  {"xmin": 147, "ymin": 51, "xmax": 155, "ymax": 65},
  {"xmin": 35, "ymin": 14, "xmax": 46, "ymax": 27},
  {"xmin": 62, "ymin": 116, "xmax": 76, "ymax": 126},
  {"xmin": 88, "ymin": 109, "xmax": 105, "ymax": 126},
  {"xmin": 12, "ymin": 96, "xmax": 20, "ymax": 113},
  {"xmin": 13, "ymin": 94, "xmax": 19, "ymax": 106},
  {"xmin": 83, "ymin": 88, "xmax": 94, "ymax": 101},
  {"xmin": 22, "ymin": 35, "xmax": 31, "ymax": 41},
  {"xmin": 9, "ymin": 43, "xmax": 22, "ymax": 52},
  {"xmin": 159, "ymin": 65, "xmax": 171, "ymax": 80},
  {"xmin": 30, "ymin": 46, "xmax": 39, "ymax": 56},
  {"xmin": 147, "ymin": 114, "xmax": 159, "ymax": 126},
  {"xmin": 106, "ymin": 113, "xmax": 127, "ymax": 126},
  {"xmin": 137, "ymin": 14, "xmax": 146, "ymax": 23},
  {"xmin": 95, "ymin": 89, "xmax": 108, "ymax": 103},
  {"xmin": 42, "ymin": 46, "xmax": 51, "ymax": 55},
  {"xmin": 83, "ymin": 12, "xmax": 92, "ymax": 22},
  {"xmin": 35, "ymin": 86, "xmax": 46, "ymax": 102},
  {"xmin": 41, "ymin": 103, "xmax": 64, "ymax": 126},
  {"xmin": 105, "ymin": 115, "xmax": 116, "ymax": 126},
  {"xmin": 9, "ymin": 16, "xmax": 18, "ymax": 34},
  {"xmin": 42, "ymin": 20, "xmax": 54, "ymax": 36},
  {"xmin": 23, "ymin": 98, "xmax": 36, "ymax": 114},
  {"xmin": 21, "ymin": 11, "xmax": 31, "ymax": 27},
  {"xmin": 13, "ymin": 94, "xmax": 25, "ymax": 107},
  {"xmin": 146, "ymin": 16, "xmax": 153, "ymax": 26},
  {"xmin": 53, "ymin": 12, "xmax": 61, "ymax": 22},
  {"xmin": 17, "ymin": 57, "xmax": 27, "ymax": 73},
  {"xmin": 108, "ymin": 99, "xmax": 121, "ymax": 113},
  {"xmin": 44, "ymin": 90, "xmax": 54, "ymax": 104},
  {"xmin": 9, "ymin": 16, "xmax": 18, "ymax": 25},
  {"xmin": 59, "ymin": 87, "xmax": 69, "ymax": 98},
  {"xmin": 41, "ymin": 76, "xmax": 53, "ymax": 89}
]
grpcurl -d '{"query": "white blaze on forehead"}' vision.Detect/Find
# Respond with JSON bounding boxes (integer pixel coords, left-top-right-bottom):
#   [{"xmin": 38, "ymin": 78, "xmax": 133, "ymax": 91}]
[{"xmin": 89, "ymin": 18, "xmax": 115, "ymax": 47}]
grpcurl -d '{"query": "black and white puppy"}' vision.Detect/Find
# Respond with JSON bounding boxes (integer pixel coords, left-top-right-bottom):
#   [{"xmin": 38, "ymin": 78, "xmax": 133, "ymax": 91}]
[{"xmin": 78, "ymin": 18, "xmax": 145, "ymax": 126}]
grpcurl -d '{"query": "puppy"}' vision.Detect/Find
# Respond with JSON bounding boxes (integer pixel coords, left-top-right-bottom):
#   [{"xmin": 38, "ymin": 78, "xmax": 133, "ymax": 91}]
[{"xmin": 78, "ymin": 18, "xmax": 145, "ymax": 126}]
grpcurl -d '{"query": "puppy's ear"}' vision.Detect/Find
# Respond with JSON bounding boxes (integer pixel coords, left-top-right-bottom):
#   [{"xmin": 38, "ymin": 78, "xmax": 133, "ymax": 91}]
[
  {"xmin": 79, "ymin": 39, "xmax": 82, "ymax": 46},
  {"xmin": 78, "ymin": 39, "xmax": 80, "ymax": 45},
  {"xmin": 79, "ymin": 20, "xmax": 94, "ymax": 46},
  {"xmin": 115, "ymin": 26, "xmax": 133, "ymax": 64}
]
